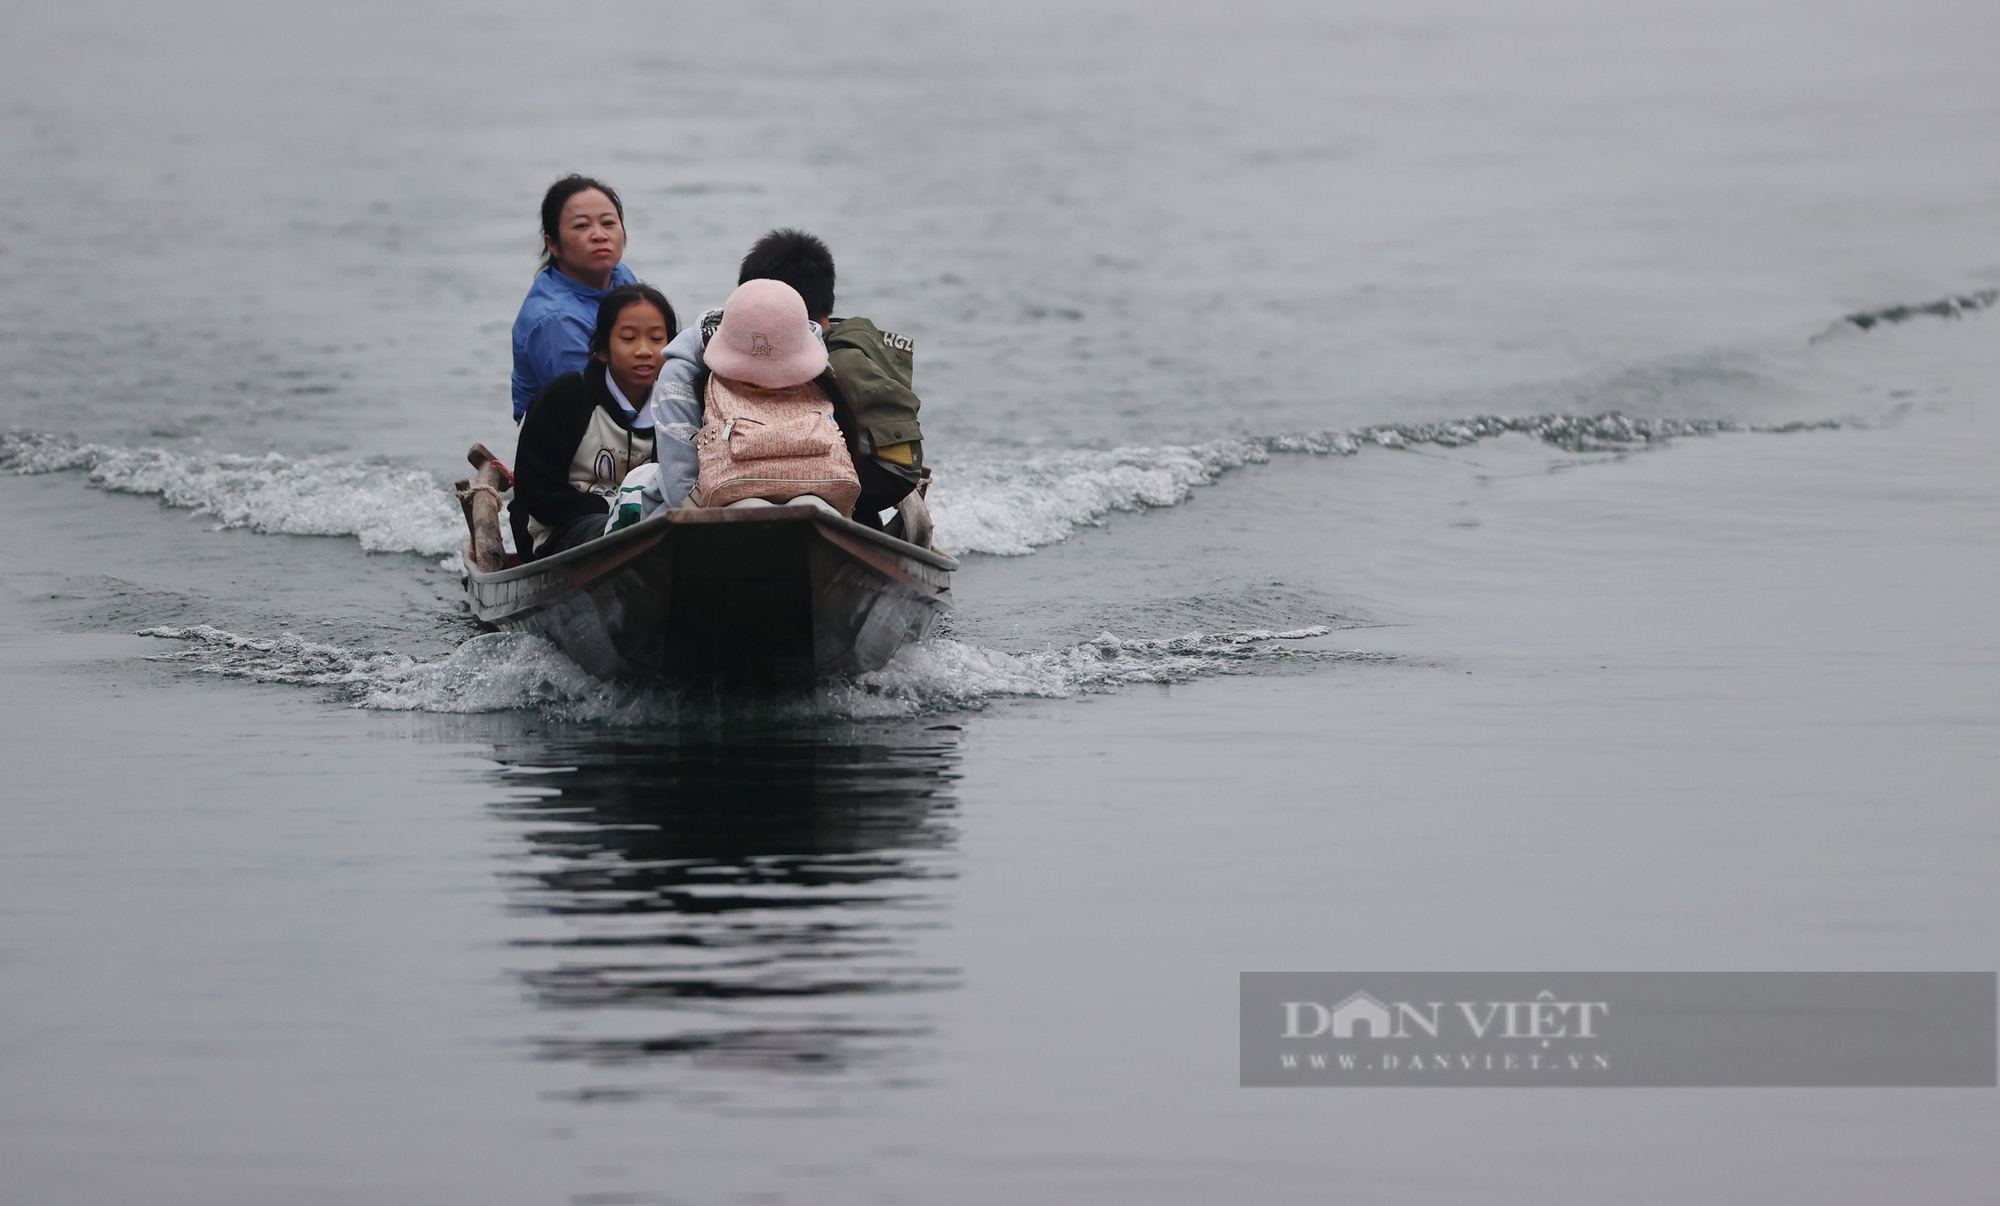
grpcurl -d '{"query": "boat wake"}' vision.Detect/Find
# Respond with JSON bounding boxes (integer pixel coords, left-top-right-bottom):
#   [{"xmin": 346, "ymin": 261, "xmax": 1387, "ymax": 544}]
[
  {"xmin": 926, "ymin": 411, "xmax": 1837, "ymax": 555},
  {"xmin": 6, "ymin": 289, "xmax": 1991, "ymax": 561},
  {"xmin": 6, "ymin": 408, "xmax": 1837, "ymax": 564},
  {"xmin": 1826, "ymin": 288, "xmax": 1997, "ymax": 335},
  {"xmin": 135, "ymin": 623, "xmax": 1374, "ymax": 721},
  {"xmin": 0, "ymin": 432, "xmax": 463, "ymax": 556}
]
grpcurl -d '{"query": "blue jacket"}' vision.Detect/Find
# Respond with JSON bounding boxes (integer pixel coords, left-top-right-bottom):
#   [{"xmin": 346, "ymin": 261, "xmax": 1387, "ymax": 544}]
[{"xmin": 510, "ymin": 263, "xmax": 639, "ymax": 421}]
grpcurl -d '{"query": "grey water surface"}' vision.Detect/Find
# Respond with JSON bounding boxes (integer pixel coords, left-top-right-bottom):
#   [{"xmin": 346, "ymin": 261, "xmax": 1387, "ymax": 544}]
[{"xmin": 3, "ymin": 1, "xmax": 1999, "ymax": 1202}]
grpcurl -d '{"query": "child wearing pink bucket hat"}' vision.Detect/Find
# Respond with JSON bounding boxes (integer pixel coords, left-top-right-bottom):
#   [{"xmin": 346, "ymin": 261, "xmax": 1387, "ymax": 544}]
[{"xmin": 691, "ymin": 279, "xmax": 863, "ymax": 515}]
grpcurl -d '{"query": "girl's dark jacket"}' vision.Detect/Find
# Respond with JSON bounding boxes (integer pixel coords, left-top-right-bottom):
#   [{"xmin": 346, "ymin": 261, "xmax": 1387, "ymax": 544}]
[{"xmin": 511, "ymin": 367, "xmax": 655, "ymax": 558}]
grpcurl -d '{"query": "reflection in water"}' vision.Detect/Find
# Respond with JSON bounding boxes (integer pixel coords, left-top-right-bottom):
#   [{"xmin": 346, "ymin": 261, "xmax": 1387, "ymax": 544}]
[{"xmin": 481, "ymin": 722, "xmax": 961, "ymax": 1105}]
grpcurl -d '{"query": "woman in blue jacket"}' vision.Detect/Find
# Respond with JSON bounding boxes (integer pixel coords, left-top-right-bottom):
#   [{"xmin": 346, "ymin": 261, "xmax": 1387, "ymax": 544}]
[{"xmin": 510, "ymin": 175, "xmax": 639, "ymax": 422}]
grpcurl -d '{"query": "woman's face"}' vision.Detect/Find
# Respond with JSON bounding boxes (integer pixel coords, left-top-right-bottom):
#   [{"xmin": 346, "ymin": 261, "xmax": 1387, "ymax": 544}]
[
  {"xmin": 598, "ymin": 300, "xmax": 670, "ymax": 397},
  {"xmin": 548, "ymin": 188, "xmax": 625, "ymax": 280}
]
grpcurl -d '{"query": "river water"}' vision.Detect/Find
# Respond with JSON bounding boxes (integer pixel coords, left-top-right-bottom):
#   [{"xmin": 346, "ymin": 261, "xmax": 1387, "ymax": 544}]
[{"xmin": 3, "ymin": 1, "xmax": 1998, "ymax": 1202}]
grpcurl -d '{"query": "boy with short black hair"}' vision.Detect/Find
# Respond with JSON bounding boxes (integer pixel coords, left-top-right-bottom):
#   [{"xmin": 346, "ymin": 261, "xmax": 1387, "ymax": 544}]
[{"xmin": 658, "ymin": 229, "xmax": 926, "ymax": 530}]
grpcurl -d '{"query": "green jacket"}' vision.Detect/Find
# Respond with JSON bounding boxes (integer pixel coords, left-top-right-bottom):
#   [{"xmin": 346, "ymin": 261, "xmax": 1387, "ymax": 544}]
[{"xmin": 826, "ymin": 317, "xmax": 923, "ymax": 452}]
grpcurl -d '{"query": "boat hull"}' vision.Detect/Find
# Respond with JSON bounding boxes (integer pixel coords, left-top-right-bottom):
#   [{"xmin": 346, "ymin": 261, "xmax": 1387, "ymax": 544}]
[{"xmin": 463, "ymin": 506, "xmax": 956, "ymax": 687}]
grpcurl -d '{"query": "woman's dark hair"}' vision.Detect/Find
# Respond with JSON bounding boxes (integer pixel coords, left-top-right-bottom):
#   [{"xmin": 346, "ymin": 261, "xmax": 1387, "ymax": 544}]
[
  {"xmin": 738, "ymin": 228, "xmax": 836, "ymax": 320},
  {"xmin": 540, "ymin": 174, "xmax": 624, "ymax": 271},
  {"xmin": 589, "ymin": 283, "xmax": 678, "ymax": 357}
]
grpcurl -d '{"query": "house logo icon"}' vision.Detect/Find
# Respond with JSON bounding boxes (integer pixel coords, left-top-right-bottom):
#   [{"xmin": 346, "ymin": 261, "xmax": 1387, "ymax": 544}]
[{"xmin": 1330, "ymin": 991, "xmax": 1395, "ymax": 1038}]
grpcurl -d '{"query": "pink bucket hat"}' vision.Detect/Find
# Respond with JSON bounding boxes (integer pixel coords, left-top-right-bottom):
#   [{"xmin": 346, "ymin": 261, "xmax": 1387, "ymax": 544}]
[{"xmin": 705, "ymin": 279, "xmax": 828, "ymax": 389}]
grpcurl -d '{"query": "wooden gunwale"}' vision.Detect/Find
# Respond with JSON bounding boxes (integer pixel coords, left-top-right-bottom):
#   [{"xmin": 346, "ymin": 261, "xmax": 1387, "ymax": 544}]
[
  {"xmin": 463, "ymin": 505, "xmax": 958, "ymax": 629},
  {"xmin": 467, "ymin": 504, "xmax": 957, "ymax": 587}
]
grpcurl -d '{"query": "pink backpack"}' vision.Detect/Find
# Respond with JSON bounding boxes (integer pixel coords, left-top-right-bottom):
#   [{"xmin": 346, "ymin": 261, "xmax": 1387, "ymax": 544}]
[{"xmin": 693, "ymin": 373, "xmax": 862, "ymax": 513}]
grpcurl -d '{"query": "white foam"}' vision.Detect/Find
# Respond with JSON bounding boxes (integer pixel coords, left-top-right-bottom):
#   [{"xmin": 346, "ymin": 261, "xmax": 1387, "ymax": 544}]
[
  {"xmin": 136, "ymin": 625, "xmax": 659, "ymax": 720},
  {"xmin": 925, "ymin": 442, "xmax": 1270, "ymax": 556},
  {"xmin": 922, "ymin": 412, "xmax": 1818, "ymax": 557},
  {"xmin": 361, "ymin": 632, "xmax": 663, "ymax": 720},
  {"xmin": 1, "ymin": 433, "xmax": 462, "ymax": 555},
  {"xmin": 837, "ymin": 627, "xmax": 1343, "ymax": 712},
  {"xmin": 136, "ymin": 623, "xmax": 1362, "ymax": 722}
]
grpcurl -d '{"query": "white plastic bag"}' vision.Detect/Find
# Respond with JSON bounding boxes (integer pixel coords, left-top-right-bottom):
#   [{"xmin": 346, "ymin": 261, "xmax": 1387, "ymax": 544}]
[{"xmin": 604, "ymin": 461, "xmax": 676, "ymax": 535}]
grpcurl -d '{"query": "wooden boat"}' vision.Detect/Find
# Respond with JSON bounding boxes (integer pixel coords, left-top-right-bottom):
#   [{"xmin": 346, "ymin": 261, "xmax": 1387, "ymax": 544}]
[{"xmin": 462, "ymin": 505, "xmax": 957, "ymax": 687}]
